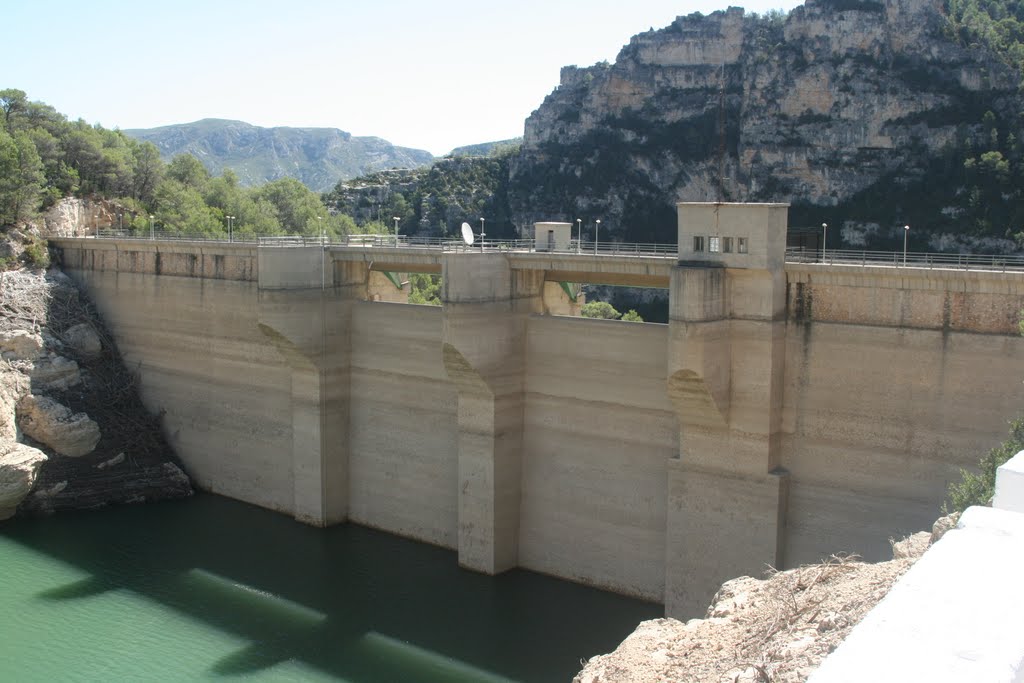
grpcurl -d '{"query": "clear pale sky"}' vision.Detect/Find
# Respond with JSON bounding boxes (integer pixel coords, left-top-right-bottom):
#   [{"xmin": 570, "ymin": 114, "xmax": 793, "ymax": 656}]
[{"xmin": 9, "ymin": 0, "xmax": 803, "ymax": 156}]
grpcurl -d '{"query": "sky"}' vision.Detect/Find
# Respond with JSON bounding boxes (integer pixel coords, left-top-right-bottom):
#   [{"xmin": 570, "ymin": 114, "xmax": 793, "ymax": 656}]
[{"xmin": 8, "ymin": 0, "xmax": 803, "ymax": 156}]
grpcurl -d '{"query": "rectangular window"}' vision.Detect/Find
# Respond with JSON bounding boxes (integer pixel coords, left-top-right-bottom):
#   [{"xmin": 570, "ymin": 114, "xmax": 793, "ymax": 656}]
[
  {"xmin": 723, "ymin": 237, "xmax": 733, "ymax": 253},
  {"xmin": 709, "ymin": 236, "xmax": 721, "ymax": 253},
  {"xmin": 693, "ymin": 236, "xmax": 705, "ymax": 252},
  {"xmin": 737, "ymin": 237, "xmax": 748, "ymax": 254}
]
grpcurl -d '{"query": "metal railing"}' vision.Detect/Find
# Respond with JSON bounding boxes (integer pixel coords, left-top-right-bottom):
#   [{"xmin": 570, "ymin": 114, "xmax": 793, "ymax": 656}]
[
  {"xmin": 785, "ymin": 247, "xmax": 1024, "ymax": 272},
  {"xmin": 93, "ymin": 229, "xmax": 678, "ymax": 257},
  {"xmin": 89, "ymin": 232, "xmax": 1023, "ymax": 271}
]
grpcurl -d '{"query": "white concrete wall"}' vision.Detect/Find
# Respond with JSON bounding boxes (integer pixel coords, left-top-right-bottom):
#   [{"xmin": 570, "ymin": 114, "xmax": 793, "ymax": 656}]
[
  {"xmin": 68, "ymin": 270, "xmax": 296, "ymax": 513},
  {"xmin": 994, "ymin": 450, "xmax": 1024, "ymax": 514},
  {"xmin": 810, "ymin": 451, "xmax": 1024, "ymax": 683},
  {"xmin": 520, "ymin": 315, "xmax": 676, "ymax": 600},
  {"xmin": 348, "ymin": 302, "xmax": 459, "ymax": 548}
]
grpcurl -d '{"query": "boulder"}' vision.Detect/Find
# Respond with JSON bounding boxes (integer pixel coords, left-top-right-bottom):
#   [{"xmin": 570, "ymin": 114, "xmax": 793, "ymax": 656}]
[
  {"xmin": 17, "ymin": 395, "xmax": 100, "ymax": 457},
  {"xmin": 62, "ymin": 323, "xmax": 102, "ymax": 360},
  {"xmin": 0, "ymin": 330, "xmax": 43, "ymax": 361},
  {"xmin": 31, "ymin": 355, "xmax": 81, "ymax": 392},
  {"xmin": 0, "ymin": 369, "xmax": 28, "ymax": 442},
  {"xmin": 931, "ymin": 512, "xmax": 961, "ymax": 544},
  {"xmin": 891, "ymin": 531, "xmax": 932, "ymax": 560},
  {"xmin": 0, "ymin": 442, "xmax": 48, "ymax": 520}
]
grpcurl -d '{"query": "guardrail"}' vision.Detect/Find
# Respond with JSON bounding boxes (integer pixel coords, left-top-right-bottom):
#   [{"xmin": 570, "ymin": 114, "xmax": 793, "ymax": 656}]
[
  {"xmin": 88, "ymin": 232, "xmax": 1024, "ymax": 271},
  {"xmin": 786, "ymin": 247, "xmax": 1024, "ymax": 272},
  {"xmin": 93, "ymin": 230, "xmax": 678, "ymax": 257}
]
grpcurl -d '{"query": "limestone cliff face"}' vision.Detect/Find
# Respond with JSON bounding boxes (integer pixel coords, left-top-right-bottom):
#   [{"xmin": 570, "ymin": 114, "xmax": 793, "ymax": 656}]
[{"xmin": 510, "ymin": 0, "xmax": 1021, "ymax": 246}]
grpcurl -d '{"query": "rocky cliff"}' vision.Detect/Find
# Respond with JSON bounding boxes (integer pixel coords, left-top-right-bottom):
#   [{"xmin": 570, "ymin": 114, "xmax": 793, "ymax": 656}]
[
  {"xmin": 509, "ymin": 0, "xmax": 1023, "ymax": 249},
  {"xmin": 0, "ymin": 231, "xmax": 191, "ymax": 519}
]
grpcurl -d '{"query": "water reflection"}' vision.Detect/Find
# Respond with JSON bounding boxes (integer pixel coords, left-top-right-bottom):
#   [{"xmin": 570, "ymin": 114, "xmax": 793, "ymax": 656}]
[{"xmin": 4, "ymin": 494, "xmax": 660, "ymax": 681}]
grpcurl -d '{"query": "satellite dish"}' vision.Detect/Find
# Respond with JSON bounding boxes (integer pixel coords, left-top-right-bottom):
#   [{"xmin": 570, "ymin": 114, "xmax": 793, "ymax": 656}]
[{"xmin": 461, "ymin": 222, "xmax": 475, "ymax": 246}]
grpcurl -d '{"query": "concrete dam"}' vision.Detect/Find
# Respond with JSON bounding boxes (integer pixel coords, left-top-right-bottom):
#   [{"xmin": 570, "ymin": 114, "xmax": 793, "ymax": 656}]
[{"xmin": 51, "ymin": 203, "xmax": 1024, "ymax": 618}]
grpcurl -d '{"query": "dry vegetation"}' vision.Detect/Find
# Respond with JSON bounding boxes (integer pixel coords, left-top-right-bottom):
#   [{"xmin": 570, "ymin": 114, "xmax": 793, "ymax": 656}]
[{"xmin": 575, "ymin": 529, "xmax": 940, "ymax": 683}]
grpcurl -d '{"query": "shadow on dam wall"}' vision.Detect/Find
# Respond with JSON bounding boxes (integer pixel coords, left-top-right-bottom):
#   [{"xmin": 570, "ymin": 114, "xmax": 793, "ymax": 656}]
[{"xmin": 2, "ymin": 493, "xmax": 660, "ymax": 682}]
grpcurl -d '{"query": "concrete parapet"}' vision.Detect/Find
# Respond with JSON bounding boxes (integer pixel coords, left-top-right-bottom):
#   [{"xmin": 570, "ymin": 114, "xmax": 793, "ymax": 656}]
[
  {"xmin": 52, "ymin": 238, "xmax": 257, "ymax": 281},
  {"xmin": 786, "ymin": 263, "xmax": 1024, "ymax": 334},
  {"xmin": 810, "ymin": 504, "xmax": 1024, "ymax": 683},
  {"xmin": 994, "ymin": 450, "xmax": 1024, "ymax": 514}
]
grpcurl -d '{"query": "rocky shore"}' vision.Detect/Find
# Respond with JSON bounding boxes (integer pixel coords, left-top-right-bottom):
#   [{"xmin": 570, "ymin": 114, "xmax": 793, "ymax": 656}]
[
  {"xmin": 0, "ymin": 260, "xmax": 191, "ymax": 521},
  {"xmin": 575, "ymin": 515, "xmax": 958, "ymax": 682}
]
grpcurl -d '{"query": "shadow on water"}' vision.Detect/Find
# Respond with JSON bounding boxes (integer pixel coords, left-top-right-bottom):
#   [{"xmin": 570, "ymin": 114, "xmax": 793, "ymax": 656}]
[{"xmin": 4, "ymin": 494, "xmax": 661, "ymax": 682}]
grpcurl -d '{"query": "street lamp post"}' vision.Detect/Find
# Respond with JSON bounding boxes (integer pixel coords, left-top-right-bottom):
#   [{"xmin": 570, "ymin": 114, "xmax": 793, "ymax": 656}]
[
  {"xmin": 318, "ymin": 216, "xmax": 323, "ymax": 246},
  {"xmin": 118, "ymin": 212, "xmax": 123, "ymax": 232},
  {"xmin": 594, "ymin": 219, "xmax": 601, "ymax": 255},
  {"xmin": 903, "ymin": 224, "xmax": 910, "ymax": 267},
  {"xmin": 393, "ymin": 217, "xmax": 400, "ymax": 247},
  {"xmin": 226, "ymin": 215, "xmax": 234, "ymax": 242},
  {"xmin": 576, "ymin": 218, "xmax": 582, "ymax": 254},
  {"xmin": 149, "ymin": 215, "xmax": 155, "ymax": 241},
  {"xmin": 479, "ymin": 217, "xmax": 485, "ymax": 253},
  {"xmin": 821, "ymin": 222, "xmax": 828, "ymax": 262}
]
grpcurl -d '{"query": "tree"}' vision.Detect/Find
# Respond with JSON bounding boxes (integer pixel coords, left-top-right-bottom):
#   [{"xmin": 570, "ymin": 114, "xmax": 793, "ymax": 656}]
[
  {"xmin": 621, "ymin": 309, "xmax": 645, "ymax": 322},
  {"xmin": 0, "ymin": 89, "xmax": 28, "ymax": 133},
  {"xmin": 252, "ymin": 177, "xmax": 326, "ymax": 235},
  {"xmin": 129, "ymin": 140, "xmax": 163, "ymax": 205},
  {"xmin": 166, "ymin": 154, "xmax": 210, "ymax": 190},
  {"xmin": 0, "ymin": 129, "xmax": 44, "ymax": 225},
  {"xmin": 581, "ymin": 301, "xmax": 622, "ymax": 319},
  {"xmin": 407, "ymin": 273, "xmax": 442, "ymax": 305}
]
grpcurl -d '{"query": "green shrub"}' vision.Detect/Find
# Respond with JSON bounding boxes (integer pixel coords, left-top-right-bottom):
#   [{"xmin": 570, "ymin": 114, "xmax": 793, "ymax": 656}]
[
  {"xmin": 946, "ymin": 416, "xmax": 1024, "ymax": 512},
  {"xmin": 21, "ymin": 239, "xmax": 49, "ymax": 269}
]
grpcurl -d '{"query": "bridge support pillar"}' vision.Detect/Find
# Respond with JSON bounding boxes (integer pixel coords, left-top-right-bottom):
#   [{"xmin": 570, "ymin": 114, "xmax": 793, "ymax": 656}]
[
  {"xmin": 442, "ymin": 253, "xmax": 543, "ymax": 574},
  {"xmin": 257, "ymin": 248, "xmax": 366, "ymax": 527},
  {"xmin": 665, "ymin": 203, "xmax": 791, "ymax": 618}
]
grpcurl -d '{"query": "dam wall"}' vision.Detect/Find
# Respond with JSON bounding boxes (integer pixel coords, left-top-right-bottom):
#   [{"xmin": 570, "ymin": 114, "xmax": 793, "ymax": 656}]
[
  {"xmin": 781, "ymin": 266, "xmax": 1024, "ymax": 564},
  {"xmin": 521, "ymin": 315, "xmax": 675, "ymax": 602},
  {"xmin": 51, "ymin": 204, "xmax": 1024, "ymax": 617}
]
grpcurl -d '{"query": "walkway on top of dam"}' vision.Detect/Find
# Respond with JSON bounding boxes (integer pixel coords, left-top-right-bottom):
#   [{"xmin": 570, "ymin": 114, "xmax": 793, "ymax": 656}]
[{"xmin": 80, "ymin": 231, "xmax": 1024, "ymax": 283}]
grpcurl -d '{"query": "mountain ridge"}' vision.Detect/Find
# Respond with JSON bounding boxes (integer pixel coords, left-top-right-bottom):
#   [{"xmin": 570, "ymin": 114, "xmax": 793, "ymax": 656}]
[{"xmin": 123, "ymin": 118, "xmax": 435, "ymax": 192}]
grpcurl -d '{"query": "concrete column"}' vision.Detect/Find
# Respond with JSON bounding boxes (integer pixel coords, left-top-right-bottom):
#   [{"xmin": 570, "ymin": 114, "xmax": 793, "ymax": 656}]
[
  {"xmin": 442, "ymin": 253, "xmax": 542, "ymax": 574},
  {"xmin": 665, "ymin": 203, "xmax": 791, "ymax": 618},
  {"xmin": 257, "ymin": 248, "xmax": 365, "ymax": 527}
]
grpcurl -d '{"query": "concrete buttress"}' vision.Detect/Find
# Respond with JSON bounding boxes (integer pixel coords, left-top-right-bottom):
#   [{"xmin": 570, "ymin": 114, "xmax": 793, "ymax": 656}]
[
  {"xmin": 666, "ymin": 203, "xmax": 791, "ymax": 618},
  {"xmin": 442, "ymin": 253, "xmax": 543, "ymax": 574},
  {"xmin": 257, "ymin": 247, "xmax": 361, "ymax": 527}
]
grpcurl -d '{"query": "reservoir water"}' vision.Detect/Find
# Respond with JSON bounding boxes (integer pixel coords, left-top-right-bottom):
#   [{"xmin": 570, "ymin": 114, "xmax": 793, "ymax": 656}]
[{"xmin": 0, "ymin": 494, "xmax": 660, "ymax": 682}]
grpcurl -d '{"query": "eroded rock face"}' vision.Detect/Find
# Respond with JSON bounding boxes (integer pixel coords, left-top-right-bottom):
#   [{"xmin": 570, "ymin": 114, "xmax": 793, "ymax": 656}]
[
  {"xmin": 17, "ymin": 394, "xmax": 100, "ymax": 458},
  {"xmin": 0, "ymin": 443, "xmax": 48, "ymax": 519}
]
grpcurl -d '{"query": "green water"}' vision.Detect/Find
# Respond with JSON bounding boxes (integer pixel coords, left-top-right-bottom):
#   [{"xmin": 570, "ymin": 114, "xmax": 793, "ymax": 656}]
[{"xmin": 0, "ymin": 494, "xmax": 660, "ymax": 682}]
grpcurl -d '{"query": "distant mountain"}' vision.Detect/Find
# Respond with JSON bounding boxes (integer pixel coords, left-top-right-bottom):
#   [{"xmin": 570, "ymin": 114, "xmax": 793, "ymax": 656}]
[
  {"xmin": 123, "ymin": 119, "xmax": 435, "ymax": 192},
  {"xmin": 448, "ymin": 138, "xmax": 522, "ymax": 158}
]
